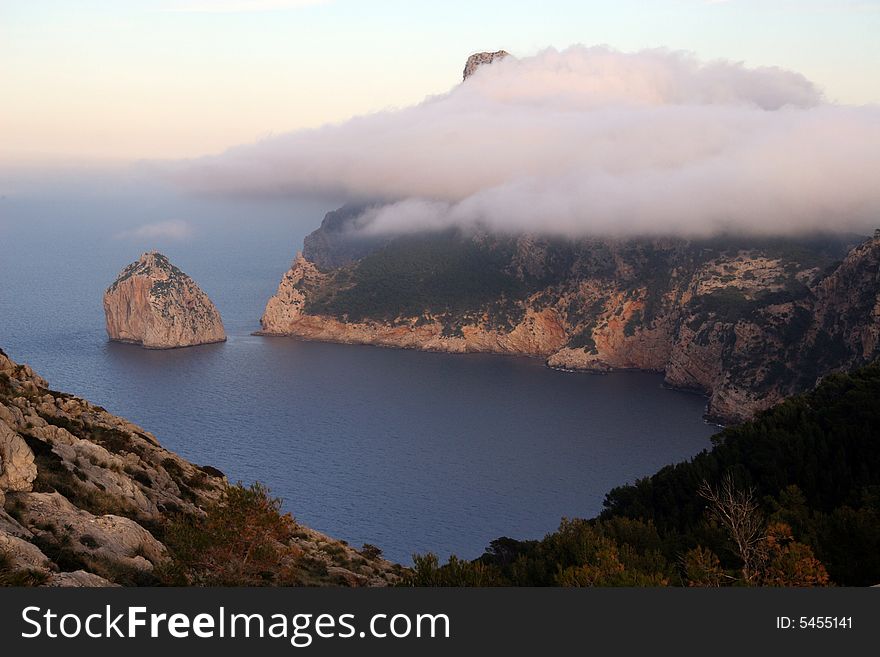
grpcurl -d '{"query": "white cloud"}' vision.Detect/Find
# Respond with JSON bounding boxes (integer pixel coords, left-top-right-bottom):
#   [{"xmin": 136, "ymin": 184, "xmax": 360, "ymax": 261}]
[
  {"xmin": 174, "ymin": 45, "xmax": 880, "ymax": 237},
  {"xmin": 115, "ymin": 220, "xmax": 194, "ymax": 241},
  {"xmin": 708, "ymin": 1, "xmax": 880, "ymax": 10},
  {"xmin": 164, "ymin": 0, "xmax": 330, "ymax": 13},
  {"xmin": 785, "ymin": 1, "xmax": 880, "ymax": 13}
]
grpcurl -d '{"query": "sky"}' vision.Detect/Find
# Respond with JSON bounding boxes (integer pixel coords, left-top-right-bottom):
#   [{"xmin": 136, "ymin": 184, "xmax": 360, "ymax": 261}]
[
  {"xmin": 177, "ymin": 45, "xmax": 880, "ymax": 236},
  {"xmin": 2, "ymin": 0, "xmax": 880, "ymax": 164}
]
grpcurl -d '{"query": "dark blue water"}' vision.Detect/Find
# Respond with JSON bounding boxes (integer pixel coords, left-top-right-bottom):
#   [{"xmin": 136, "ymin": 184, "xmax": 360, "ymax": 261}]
[{"xmin": 0, "ymin": 169, "xmax": 717, "ymax": 563}]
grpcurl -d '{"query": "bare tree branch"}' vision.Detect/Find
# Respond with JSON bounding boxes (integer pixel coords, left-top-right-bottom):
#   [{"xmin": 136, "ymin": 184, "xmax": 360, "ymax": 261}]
[{"xmin": 699, "ymin": 473, "xmax": 765, "ymax": 583}]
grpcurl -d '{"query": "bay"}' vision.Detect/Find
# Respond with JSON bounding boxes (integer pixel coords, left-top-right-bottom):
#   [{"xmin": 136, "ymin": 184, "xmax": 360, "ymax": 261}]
[{"xmin": 0, "ymin": 172, "xmax": 717, "ymax": 562}]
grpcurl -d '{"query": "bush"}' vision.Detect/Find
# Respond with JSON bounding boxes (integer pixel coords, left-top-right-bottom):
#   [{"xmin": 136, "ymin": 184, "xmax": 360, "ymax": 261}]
[
  {"xmin": 157, "ymin": 483, "xmax": 301, "ymax": 586},
  {"xmin": 361, "ymin": 543, "xmax": 383, "ymax": 560}
]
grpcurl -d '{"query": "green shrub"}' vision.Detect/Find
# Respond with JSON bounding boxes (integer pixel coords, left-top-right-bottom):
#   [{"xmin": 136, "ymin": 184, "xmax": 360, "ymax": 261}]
[
  {"xmin": 361, "ymin": 543, "xmax": 383, "ymax": 560},
  {"xmin": 157, "ymin": 483, "xmax": 301, "ymax": 586}
]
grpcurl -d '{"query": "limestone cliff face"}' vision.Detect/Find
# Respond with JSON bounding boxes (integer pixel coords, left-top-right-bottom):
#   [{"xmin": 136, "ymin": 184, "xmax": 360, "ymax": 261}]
[
  {"xmin": 260, "ymin": 209, "xmax": 879, "ymax": 424},
  {"xmin": 0, "ymin": 348, "xmax": 402, "ymax": 587},
  {"xmin": 263, "ymin": 296, "xmax": 567, "ymax": 356},
  {"xmin": 811, "ymin": 237, "xmax": 880, "ymax": 362},
  {"xmin": 103, "ymin": 252, "xmax": 226, "ymax": 349},
  {"xmin": 0, "ymin": 346, "xmax": 224, "ymax": 586},
  {"xmin": 463, "ymin": 50, "xmax": 511, "ymax": 80},
  {"xmin": 260, "ymin": 247, "xmax": 567, "ymax": 355},
  {"xmin": 260, "ymin": 253, "xmax": 321, "ymax": 332}
]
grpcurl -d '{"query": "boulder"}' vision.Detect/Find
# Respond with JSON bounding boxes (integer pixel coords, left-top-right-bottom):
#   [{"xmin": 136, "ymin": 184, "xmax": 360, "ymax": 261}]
[{"xmin": 0, "ymin": 420, "xmax": 37, "ymax": 497}]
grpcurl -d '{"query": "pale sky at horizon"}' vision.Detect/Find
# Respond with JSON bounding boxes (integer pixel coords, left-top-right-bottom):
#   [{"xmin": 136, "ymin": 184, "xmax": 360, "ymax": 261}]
[{"xmin": 2, "ymin": 0, "xmax": 879, "ymax": 165}]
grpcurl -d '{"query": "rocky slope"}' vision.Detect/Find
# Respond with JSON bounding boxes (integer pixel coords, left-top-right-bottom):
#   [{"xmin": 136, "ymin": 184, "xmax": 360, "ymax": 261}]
[
  {"xmin": 103, "ymin": 252, "xmax": 226, "ymax": 349},
  {"xmin": 0, "ymin": 348, "xmax": 402, "ymax": 586},
  {"xmin": 260, "ymin": 210, "xmax": 880, "ymax": 423}
]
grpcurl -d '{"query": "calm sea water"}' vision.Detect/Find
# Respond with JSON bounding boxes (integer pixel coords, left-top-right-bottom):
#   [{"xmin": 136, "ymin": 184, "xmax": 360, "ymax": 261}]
[{"xmin": 0, "ymin": 169, "xmax": 717, "ymax": 563}]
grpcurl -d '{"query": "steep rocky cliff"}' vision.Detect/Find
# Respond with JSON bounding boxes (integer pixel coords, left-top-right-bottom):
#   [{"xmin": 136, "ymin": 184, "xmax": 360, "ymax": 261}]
[
  {"xmin": 463, "ymin": 50, "xmax": 511, "ymax": 79},
  {"xmin": 302, "ymin": 204, "xmax": 389, "ymax": 269},
  {"xmin": 260, "ymin": 209, "xmax": 880, "ymax": 423},
  {"xmin": 103, "ymin": 252, "xmax": 226, "ymax": 349},
  {"xmin": 0, "ymin": 348, "xmax": 401, "ymax": 586}
]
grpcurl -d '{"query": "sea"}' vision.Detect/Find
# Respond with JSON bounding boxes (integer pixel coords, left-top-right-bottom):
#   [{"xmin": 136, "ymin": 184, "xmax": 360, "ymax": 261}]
[{"xmin": 0, "ymin": 166, "xmax": 717, "ymax": 563}]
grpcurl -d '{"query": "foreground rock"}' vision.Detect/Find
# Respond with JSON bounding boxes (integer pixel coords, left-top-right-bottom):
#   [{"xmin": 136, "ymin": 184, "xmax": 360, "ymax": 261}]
[
  {"xmin": 0, "ymin": 348, "xmax": 402, "ymax": 586},
  {"xmin": 103, "ymin": 252, "xmax": 226, "ymax": 349}
]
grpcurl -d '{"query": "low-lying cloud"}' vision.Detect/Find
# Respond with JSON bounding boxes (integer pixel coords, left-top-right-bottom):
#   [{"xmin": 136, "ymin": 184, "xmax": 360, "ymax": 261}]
[
  {"xmin": 115, "ymin": 220, "xmax": 194, "ymax": 241},
  {"xmin": 176, "ymin": 45, "xmax": 880, "ymax": 237},
  {"xmin": 164, "ymin": 0, "xmax": 330, "ymax": 13}
]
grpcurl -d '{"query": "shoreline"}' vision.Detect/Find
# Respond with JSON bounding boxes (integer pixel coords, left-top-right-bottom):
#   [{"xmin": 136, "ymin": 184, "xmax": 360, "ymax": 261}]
[{"xmin": 252, "ymin": 328, "xmax": 719, "ymax": 422}]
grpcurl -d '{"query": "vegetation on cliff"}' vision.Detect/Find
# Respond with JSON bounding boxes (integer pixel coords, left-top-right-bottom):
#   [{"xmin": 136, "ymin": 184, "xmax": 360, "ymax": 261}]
[
  {"xmin": 406, "ymin": 361, "xmax": 880, "ymax": 586},
  {"xmin": 304, "ymin": 230, "xmax": 535, "ymax": 334},
  {"xmin": 157, "ymin": 482, "xmax": 405, "ymax": 586},
  {"xmin": 266, "ymin": 205, "xmax": 877, "ymax": 422}
]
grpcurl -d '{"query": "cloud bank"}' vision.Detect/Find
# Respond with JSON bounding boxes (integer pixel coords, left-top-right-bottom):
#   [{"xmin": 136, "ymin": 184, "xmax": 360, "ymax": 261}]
[
  {"xmin": 115, "ymin": 220, "xmax": 194, "ymax": 241},
  {"xmin": 176, "ymin": 45, "xmax": 880, "ymax": 237},
  {"xmin": 164, "ymin": 0, "xmax": 330, "ymax": 13}
]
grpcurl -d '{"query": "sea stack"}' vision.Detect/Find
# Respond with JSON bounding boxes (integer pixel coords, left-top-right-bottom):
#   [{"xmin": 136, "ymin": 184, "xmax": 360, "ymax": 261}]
[{"xmin": 103, "ymin": 252, "xmax": 226, "ymax": 349}]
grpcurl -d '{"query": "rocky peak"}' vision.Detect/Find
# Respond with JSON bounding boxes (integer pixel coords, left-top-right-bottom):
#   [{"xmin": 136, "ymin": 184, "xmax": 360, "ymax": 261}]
[
  {"xmin": 124, "ymin": 250, "xmax": 177, "ymax": 275},
  {"xmin": 259, "ymin": 253, "xmax": 325, "ymax": 334},
  {"xmin": 106, "ymin": 251, "xmax": 187, "ymax": 296},
  {"xmin": 103, "ymin": 252, "xmax": 226, "ymax": 349},
  {"xmin": 302, "ymin": 204, "xmax": 391, "ymax": 270},
  {"xmin": 463, "ymin": 50, "xmax": 511, "ymax": 80}
]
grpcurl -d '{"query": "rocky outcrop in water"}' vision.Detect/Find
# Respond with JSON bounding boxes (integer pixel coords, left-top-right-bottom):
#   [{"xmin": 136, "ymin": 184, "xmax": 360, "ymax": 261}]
[
  {"xmin": 103, "ymin": 252, "xmax": 226, "ymax": 349},
  {"xmin": 0, "ymin": 347, "xmax": 402, "ymax": 586}
]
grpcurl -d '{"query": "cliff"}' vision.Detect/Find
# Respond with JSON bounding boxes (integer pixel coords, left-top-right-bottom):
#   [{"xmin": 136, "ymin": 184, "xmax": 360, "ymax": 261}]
[
  {"xmin": 302, "ymin": 204, "xmax": 390, "ymax": 269},
  {"xmin": 0, "ymin": 348, "xmax": 402, "ymax": 586},
  {"xmin": 260, "ymin": 210, "xmax": 880, "ymax": 423},
  {"xmin": 103, "ymin": 252, "xmax": 226, "ymax": 349},
  {"xmin": 463, "ymin": 50, "xmax": 511, "ymax": 80}
]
